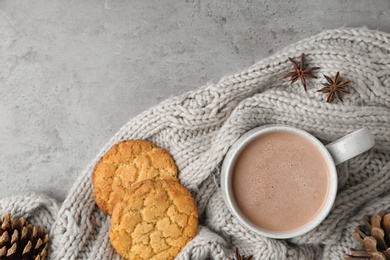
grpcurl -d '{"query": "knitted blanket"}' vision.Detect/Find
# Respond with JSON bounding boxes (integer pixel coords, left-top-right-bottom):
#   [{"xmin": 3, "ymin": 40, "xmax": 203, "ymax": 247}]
[{"xmin": 1, "ymin": 27, "xmax": 390, "ymax": 260}]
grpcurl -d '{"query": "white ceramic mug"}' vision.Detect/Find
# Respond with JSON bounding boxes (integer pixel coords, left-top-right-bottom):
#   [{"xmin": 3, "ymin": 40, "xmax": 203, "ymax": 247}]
[{"xmin": 221, "ymin": 125, "xmax": 375, "ymax": 239}]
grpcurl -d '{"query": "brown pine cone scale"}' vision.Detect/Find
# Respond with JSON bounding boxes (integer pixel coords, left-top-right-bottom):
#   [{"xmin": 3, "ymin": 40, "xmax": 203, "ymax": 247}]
[
  {"xmin": 0, "ymin": 213, "xmax": 49, "ymax": 260},
  {"xmin": 345, "ymin": 212, "xmax": 390, "ymax": 260}
]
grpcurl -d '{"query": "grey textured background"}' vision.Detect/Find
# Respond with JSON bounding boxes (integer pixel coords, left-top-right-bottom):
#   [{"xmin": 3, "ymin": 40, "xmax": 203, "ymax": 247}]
[{"xmin": 1, "ymin": 1, "xmax": 389, "ymax": 202}]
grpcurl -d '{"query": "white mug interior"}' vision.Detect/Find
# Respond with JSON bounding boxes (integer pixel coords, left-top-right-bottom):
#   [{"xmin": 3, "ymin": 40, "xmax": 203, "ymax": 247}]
[{"xmin": 221, "ymin": 125, "xmax": 338, "ymax": 239}]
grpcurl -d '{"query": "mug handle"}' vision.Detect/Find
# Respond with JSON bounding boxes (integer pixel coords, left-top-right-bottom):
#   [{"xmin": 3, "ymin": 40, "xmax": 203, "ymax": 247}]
[{"xmin": 325, "ymin": 127, "xmax": 375, "ymax": 165}]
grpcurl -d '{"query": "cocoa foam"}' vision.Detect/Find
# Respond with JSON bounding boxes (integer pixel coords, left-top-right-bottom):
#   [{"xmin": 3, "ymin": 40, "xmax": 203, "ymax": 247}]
[{"xmin": 232, "ymin": 131, "xmax": 330, "ymax": 231}]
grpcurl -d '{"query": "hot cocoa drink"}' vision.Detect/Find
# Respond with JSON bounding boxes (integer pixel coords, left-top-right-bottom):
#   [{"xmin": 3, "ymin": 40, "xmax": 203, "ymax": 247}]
[{"xmin": 232, "ymin": 130, "xmax": 330, "ymax": 231}]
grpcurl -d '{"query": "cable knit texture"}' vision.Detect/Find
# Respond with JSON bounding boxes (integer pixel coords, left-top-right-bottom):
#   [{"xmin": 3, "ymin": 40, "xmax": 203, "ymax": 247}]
[{"xmin": 1, "ymin": 27, "xmax": 389, "ymax": 259}]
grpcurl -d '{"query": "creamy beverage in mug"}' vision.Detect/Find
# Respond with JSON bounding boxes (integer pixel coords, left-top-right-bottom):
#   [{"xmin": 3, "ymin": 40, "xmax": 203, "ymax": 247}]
[
  {"xmin": 221, "ymin": 125, "xmax": 375, "ymax": 239},
  {"xmin": 232, "ymin": 131, "xmax": 329, "ymax": 231}
]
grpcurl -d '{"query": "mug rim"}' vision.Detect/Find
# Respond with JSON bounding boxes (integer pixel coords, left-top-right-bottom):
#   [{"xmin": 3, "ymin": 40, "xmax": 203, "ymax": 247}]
[{"xmin": 221, "ymin": 124, "xmax": 338, "ymax": 239}]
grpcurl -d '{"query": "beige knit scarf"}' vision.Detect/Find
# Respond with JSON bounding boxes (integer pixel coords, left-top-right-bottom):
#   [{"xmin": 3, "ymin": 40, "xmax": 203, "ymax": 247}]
[{"xmin": 1, "ymin": 27, "xmax": 389, "ymax": 259}]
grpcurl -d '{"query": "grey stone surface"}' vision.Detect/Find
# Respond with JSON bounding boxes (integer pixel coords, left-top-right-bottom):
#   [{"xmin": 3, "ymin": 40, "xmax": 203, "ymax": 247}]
[{"xmin": 0, "ymin": 1, "xmax": 389, "ymax": 202}]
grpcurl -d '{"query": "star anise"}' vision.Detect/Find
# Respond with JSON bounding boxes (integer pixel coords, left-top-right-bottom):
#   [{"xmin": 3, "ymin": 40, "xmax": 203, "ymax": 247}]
[
  {"xmin": 231, "ymin": 248, "xmax": 253, "ymax": 260},
  {"xmin": 317, "ymin": 72, "xmax": 352, "ymax": 102},
  {"xmin": 284, "ymin": 53, "xmax": 320, "ymax": 91}
]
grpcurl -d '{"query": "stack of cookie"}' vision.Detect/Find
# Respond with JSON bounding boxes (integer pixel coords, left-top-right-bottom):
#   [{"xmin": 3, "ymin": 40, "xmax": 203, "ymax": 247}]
[{"xmin": 92, "ymin": 140, "xmax": 198, "ymax": 260}]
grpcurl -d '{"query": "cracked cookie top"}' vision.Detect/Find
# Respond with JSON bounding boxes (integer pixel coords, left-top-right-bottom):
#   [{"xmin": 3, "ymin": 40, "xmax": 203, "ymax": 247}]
[
  {"xmin": 92, "ymin": 140, "xmax": 178, "ymax": 215},
  {"xmin": 109, "ymin": 179, "xmax": 198, "ymax": 260}
]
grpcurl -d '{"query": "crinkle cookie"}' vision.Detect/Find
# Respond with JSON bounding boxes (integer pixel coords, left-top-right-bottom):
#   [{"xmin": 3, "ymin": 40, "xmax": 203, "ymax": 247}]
[
  {"xmin": 109, "ymin": 179, "xmax": 198, "ymax": 260},
  {"xmin": 92, "ymin": 139, "xmax": 178, "ymax": 215}
]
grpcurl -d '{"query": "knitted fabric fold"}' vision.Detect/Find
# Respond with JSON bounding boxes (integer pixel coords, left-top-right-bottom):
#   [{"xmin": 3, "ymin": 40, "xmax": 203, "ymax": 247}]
[{"xmin": 1, "ymin": 27, "xmax": 389, "ymax": 259}]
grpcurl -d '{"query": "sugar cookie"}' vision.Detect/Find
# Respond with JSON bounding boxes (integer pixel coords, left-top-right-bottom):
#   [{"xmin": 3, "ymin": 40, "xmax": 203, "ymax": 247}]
[
  {"xmin": 92, "ymin": 140, "xmax": 177, "ymax": 215},
  {"xmin": 109, "ymin": 179, "xmax": 198, "ymax": 260}
]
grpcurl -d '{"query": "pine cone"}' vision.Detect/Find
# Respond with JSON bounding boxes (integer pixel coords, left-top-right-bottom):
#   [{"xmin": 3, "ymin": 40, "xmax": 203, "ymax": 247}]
[
  {"xmin": 0, "ymin": 213, "xmax": 49, "ymax": 260},
  {"xmin": 345, "ymin": 211, "xmax": 390, "ymax": 259}
]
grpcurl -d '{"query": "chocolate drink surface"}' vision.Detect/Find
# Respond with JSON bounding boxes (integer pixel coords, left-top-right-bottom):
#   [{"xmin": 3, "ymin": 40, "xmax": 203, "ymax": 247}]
[{"xmin": 232, "ymin": 131, "xmax": 330, "ymax": 231}]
